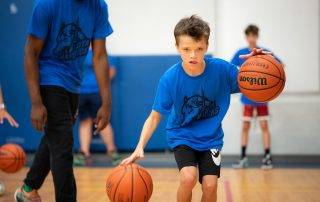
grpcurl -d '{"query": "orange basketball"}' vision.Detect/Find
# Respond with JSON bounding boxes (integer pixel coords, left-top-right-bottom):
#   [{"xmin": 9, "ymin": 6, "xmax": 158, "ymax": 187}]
[
  {"xmin": 106, "ymin": 163, "xmax": 153, "ymax": 202},
  {"xmin": 0, "ymin": 144, "xmax": 26, "ymax": 173},
  {"xmin": 238, "ymin": 54, "xmax": 285, "ymax": 102}
]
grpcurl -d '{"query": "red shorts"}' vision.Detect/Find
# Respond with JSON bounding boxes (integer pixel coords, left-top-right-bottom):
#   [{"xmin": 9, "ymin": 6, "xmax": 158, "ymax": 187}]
[{"xmin": 243, "ymin": 105, "xmax": 269, "ymax": 121}]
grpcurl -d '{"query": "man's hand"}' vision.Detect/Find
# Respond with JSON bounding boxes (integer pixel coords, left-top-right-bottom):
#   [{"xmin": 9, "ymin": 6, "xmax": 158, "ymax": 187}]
[
  {"xmin": 0, "ymin": 109, "xmax": 19, "ymax": 128},
  {"xmin": 94, "ymin": 104, "xmax": 110, "ymax": 134},
  {"xmin": 30, "ymin": 103, "xmax": 47, "ymax": 132},
  {"xmin": 239, "ymin": 48, "xmax": 272, "ymax": 60},
  {"xmin": 121, "ymin": 146, "xmax": 145, "ymax": 165}
]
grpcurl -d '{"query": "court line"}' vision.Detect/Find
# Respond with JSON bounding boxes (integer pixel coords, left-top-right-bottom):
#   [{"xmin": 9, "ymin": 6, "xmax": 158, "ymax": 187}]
[{"xmin": 224, "ymin": 180, "xmax": 233, "ymax": 202}]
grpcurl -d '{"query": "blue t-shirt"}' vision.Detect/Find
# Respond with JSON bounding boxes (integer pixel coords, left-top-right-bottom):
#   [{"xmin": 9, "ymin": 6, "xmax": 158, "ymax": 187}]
[
  {"xmin": 80, "ymin": 50, "xmax": 117, "ymax": 94},
  {"xmin": 28, "ymin": 0, "xmax": 113, "ymax": 93},
  {"xmin": 153, "ymin": 58, "xmax": 240, "ymax": 151},
  {"xmin": 231, "ymin": 47, "xmax": 281, "ymax": 106}
]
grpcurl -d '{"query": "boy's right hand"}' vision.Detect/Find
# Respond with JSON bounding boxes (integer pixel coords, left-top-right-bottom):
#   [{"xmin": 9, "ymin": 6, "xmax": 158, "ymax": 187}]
[{"xmin": 121, "ymin": 147, "xmax": 144, "ymax": 165}]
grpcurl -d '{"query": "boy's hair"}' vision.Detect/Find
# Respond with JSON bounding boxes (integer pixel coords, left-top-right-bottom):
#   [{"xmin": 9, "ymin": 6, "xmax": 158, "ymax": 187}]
[
  {"xmin": 245, "ymin": 24, "xmax": 259, "ymax": 36},
  {"xmin": 174, "ymin": 15, "xmax": 210, "ymax": 44}
]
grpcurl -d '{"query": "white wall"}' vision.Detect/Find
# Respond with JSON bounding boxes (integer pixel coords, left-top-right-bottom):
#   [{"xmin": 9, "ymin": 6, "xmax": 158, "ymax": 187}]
[
  {"xmin": 215, "ymin": 0, "xmax": 320, "ymax": 155},
  {"xmin": 215, "ymin": 0, "xmax": 320, "ymax": 93},
  {"xmin": 105, "ymin": 0, "xmax": 320, "ymax": 154},
  {"xmin": 107, "ymin": 0, "xmax": 215, "ymax": 55}
]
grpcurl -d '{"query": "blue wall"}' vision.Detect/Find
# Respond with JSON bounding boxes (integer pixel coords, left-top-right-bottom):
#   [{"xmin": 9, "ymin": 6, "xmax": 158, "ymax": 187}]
[{"xmin": 0, "ymin": 0, "xmax": 182, "ymax": 152}]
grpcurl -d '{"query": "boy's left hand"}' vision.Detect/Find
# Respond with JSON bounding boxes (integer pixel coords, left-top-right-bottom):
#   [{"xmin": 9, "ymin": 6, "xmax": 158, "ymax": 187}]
[
  {"xmin": 239, "ymin": 48, "xmax": 273, "ymax": 60},
  {"xmin": 0, "ymin": 108, "xmax": 19, "ymax": 128}
]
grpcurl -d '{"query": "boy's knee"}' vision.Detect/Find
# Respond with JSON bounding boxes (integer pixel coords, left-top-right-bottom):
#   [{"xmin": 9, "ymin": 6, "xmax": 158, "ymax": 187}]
[
  {"xmin": 242, "ymin": 122, "xmax": 250, "ymax": 131},
  {"xmin": 180, "ymin": 169, "xmax": 197, "ymax": 189},
  {"xmin": 202, "ymin": 179, "xmax": 217, "ymax": 194},
  {"xmin": 260, "ymin": 121, "xmax": 269, "ymax": 131}
]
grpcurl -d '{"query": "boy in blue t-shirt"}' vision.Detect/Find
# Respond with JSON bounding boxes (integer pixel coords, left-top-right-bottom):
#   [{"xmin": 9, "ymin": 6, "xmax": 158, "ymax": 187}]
[
  {"xmin": 121, "ymin": 16, "xmax": 270, "ymax": 202},
  {"xmin": 74, "ymin": 49, "xmax": 121, "ymax": 166},
  {"xmin": 15, "ymin": 0, "xmax": 113, "ymax": 201},
  {"xmin": 231, "ymin": 25, "xmax": 284, "ymax": 170}
]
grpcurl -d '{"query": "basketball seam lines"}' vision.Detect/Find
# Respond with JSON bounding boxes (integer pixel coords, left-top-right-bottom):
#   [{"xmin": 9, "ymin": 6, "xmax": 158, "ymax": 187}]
[
  {"xmin": 137, "ymin": 168, "xmax": 149, "ymax": 201},
  {"xmin": 259, "ymin": 81, "xmax": 285, "ymax": 102},
  {"xmin": 113, "ymin": 166, "xmax": 127, "ymax": 202},
  {"xmin": 239, "ymin": 70, "xmax": 284, "ymax": 81},
  {"xmin": 0, "ymin": 148, "xmax": 19, "ymax": 172}
]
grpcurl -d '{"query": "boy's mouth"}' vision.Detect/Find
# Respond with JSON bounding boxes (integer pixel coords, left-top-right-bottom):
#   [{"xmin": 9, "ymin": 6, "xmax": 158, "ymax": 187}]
[{"xmin": 189, "ymin": 61, "xmax": 198, "ymax": 64}]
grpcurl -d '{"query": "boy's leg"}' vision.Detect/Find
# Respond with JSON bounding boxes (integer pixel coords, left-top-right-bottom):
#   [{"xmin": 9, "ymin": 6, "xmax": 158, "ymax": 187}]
[
  {"xmin": 100, "ymin": 124, "xmax": 121, "ymax": 165},
  {"xmin": 177, "ymin": 166, "xmax": 198, "ymax": 202},
  {"xmin": 241, "ymin": 105, "xmax": 254, "ymax": 158},
  {"xmin": 79, "ymin": 118, "xmax": 93, "ymax": 156},
  {"xmin": 233, "ymin": 105, "xmax": 253, "ymax": 168},
  {"xmin": 201, "ymin": 175, "xmax": 218, "ymax": 202},
  {"xmin": 41, "ymin": 86, "xmax": 78, "ymax": 201},
  {"xmin": 257, "ymin": 105, "xmax": 273, "ymax": 169},
  {"xmin": 198, "ymin": 149, "xmax": 220, "ymax": 202},
  {"xmin": 173, "ymin": 145, "xmax": 198, "ymax": 202},
  {"xmin": 100, "ymin": 124, "xmax": 116, "ymax": 153}
]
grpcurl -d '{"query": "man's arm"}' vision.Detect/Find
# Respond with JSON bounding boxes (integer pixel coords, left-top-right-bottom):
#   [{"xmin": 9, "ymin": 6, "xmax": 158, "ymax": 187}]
[
  {"xmin": 91, "ymin": 39, "xmax": 111, "ymax": 133},
  {"xmin": 24, "ymin": 35, "xmax": 47, "ymax": 131},
  {"xmin": 121, "ymin": 110, "xmax": 162, "ymax": 165}
]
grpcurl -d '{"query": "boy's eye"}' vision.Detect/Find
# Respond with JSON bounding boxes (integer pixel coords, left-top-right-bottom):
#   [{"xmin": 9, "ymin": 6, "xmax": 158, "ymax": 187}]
[
  {"xmin": 198, "ymin": 48, "xmax": 203, "ymax": 51},
  {"xmin": 183, "ymin": 48, "xmax": 189, "ymax": 51}
]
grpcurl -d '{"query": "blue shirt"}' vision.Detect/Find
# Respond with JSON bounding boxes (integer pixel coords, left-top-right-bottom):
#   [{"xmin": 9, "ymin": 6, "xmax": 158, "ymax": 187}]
[
  {"xmin": 28, "ymin": 0, "xmax": 113, "ymax": 93},
  {"xmin": 231, "ymin": 47, "xmax": 281, "ymax": 106},
  {"xmin": 80, "ymin": 50, "xmax": 117, "ymax": 94},
  {"xmin": 153, "ymin": 58, "xmax": 239, "ymax": 151}
]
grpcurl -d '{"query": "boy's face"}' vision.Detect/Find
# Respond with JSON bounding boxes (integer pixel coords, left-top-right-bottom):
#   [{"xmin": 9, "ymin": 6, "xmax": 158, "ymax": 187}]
[
  {"xmin": 246, "ymin": 33, "xmax": 258, "ymax": 48},
  {"xmin": 176, "ymin": 35, "xmax": 208, "ymax": 66}
]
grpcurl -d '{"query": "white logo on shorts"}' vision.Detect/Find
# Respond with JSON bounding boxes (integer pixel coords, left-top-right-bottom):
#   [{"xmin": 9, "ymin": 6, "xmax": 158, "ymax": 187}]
[{"xmin": 210, "ymin": 149, "xmax": 221, "ymax": 166}]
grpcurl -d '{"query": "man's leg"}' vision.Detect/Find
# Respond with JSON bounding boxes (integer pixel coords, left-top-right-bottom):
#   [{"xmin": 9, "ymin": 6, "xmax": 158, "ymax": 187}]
[{"xmin": 43, "ymin": 87, "xmax": 78, "ymax": 202}]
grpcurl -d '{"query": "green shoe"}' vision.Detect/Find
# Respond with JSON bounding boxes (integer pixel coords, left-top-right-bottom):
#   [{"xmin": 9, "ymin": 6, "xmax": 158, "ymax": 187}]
[
  {"xmin": 14, "ymin": 187, "xmax": 41, "ymax": 202},
  {"xmin": 109, "ymin": 151, "xmax": 121, "ymax": 166},
  {"xmin": 73, "ymin": 152, "xmax": 92, "ymax": 166}
]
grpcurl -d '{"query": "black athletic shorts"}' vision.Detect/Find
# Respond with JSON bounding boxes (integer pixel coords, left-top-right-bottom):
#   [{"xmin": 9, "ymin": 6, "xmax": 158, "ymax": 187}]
[
  {"xmin": 78, "ymin": 93, "xmax": 101, "ymax": 120},
  {"xmin": 173, "ymin": 145, "xmax": 221, "ymax": 183}
]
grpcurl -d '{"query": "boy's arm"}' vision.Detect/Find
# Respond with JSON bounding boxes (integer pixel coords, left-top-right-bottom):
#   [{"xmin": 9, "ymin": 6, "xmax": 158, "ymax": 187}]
[
  {"xmin": 92, "ymin": 39, "xmax": 111, "ymax": 134},
  {"xmin": 121, "ymin": 110, "xmax": 162, "ymax": 165},
  {"xmin": 0, "ymin": 86, "xmax": 19, "ymax": 127}
]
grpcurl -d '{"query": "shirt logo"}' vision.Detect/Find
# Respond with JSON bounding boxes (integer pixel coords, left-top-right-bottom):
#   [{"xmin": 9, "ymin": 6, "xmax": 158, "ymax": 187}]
[
  {"xmin": 53, "ymin": 19, "xmax": 90, "ymax": 61},
  {"xmin": 177, "ymin": 94, "xmax": 220, "ymax": 126}
]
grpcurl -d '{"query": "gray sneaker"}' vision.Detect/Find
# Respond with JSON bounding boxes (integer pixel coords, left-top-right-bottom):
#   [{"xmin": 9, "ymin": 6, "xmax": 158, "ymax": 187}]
[
  {"xmin": 261, "ymin": 154, "xmax": 273, "ymax": 170},
  {"xmin": 14, "ymin": 187, "xmax": 41, "ymax": 202},
  {"xmin": 232, "ymin": 157, "xmax": 249, "ymax": 169}
]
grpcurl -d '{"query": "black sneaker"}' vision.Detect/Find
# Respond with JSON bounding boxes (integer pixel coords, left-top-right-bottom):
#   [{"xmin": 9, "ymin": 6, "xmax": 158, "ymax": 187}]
[{"xmin": 261, "ymin": 154, "xmax": 273, "ymax": 169}]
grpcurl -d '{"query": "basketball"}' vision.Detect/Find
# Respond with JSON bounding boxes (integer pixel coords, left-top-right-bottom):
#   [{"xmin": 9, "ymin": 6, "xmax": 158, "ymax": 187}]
[
  {"xmin": 0, "ymin": 144, "xmax": 26, "ymax": 173},
  {"xmin": 238, "ymin": 54, "xmax": 286, "ymax": 102},
  {"xmin": 106, "ymin": 163, "xmax": 153, "ymax": 202}
]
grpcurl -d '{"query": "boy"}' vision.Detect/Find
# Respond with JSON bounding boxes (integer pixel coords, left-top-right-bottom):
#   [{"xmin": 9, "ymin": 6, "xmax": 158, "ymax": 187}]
[
  {"xmin": 231, "ymin": 25, "xmax": 283, "ymax": 169},
  {"xmin": 15, "ymin": 0, "xmax": 113, "ymax": 201},
  {"xmin": 121, "ymin": 16, "xmax": 269, "ymax": 202},
  {"xmin": 74, "ymin": 48, "xmax": 121, "ymax": 166}
]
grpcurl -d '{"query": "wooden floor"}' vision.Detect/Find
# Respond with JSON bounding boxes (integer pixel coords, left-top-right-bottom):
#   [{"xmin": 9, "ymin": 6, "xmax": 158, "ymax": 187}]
[{"xmin": 1, "ymin": 168, "xmax": 319, "ymax": 202}]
